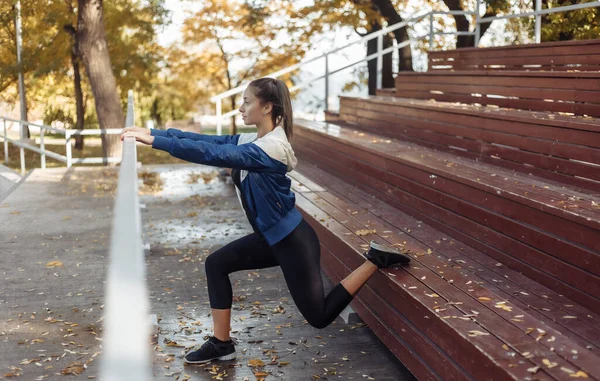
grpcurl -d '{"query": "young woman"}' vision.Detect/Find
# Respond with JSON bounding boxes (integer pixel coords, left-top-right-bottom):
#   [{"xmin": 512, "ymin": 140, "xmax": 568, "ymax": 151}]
[{"xmin": 121, "ymin": 77, "xmax": 411, "ymax": 364}]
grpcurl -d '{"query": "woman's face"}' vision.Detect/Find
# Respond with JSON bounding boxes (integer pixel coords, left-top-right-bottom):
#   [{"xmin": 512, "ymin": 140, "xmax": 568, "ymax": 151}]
[{"xmin": 239, "ymin": 87, "xmax": 269, "ymax": 126}]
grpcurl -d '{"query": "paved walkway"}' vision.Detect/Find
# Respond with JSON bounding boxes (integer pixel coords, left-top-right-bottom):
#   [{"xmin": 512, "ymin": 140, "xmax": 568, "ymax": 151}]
[{"xmin": 0, "ymin": 163, "xmax": 415, "ymax": 380}]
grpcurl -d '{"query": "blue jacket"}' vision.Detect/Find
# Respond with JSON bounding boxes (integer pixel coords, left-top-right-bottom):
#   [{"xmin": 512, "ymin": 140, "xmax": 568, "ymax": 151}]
[{"xmin": 150, "ymin": 126, "xmax": 302, "ymax": 246}]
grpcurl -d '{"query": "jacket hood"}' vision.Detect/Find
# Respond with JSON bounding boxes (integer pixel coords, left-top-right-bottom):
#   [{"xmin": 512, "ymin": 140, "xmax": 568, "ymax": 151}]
[{"xmin": 255, "ymin": 126, "xmax": 297, "ymax": 172}]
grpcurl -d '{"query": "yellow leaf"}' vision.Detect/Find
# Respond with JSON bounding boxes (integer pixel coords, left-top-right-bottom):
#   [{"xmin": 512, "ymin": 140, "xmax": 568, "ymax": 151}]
[
  {"xmin": 45, "ymin": 261, "xmax": 63, "ymax": 268},
  {"xmin": 248, "ymin": 359, "xmax": 265, "ymax": 367},
  {"xmin": 468, "ymin": 330, "xmax": 489, "ymax": 337},
  {"xmin": 355, "ymin": 229, "xmax": 376, "ymax": 236},
  {"xmin": 478, "ymin": 297, "xmax": 491, "ymax": 301},
  {"xmin": 570, "ymin": 371, "xmax": 589, "ymax": 378}
]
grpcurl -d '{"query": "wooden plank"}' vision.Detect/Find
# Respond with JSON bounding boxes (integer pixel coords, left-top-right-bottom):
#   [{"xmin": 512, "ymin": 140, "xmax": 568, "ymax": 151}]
[
  {"xmin": 395, "ymin": 72, "xmax": 600, "ymax": 91},
  {"xmin": 292, "ymin": 162, "xmax": 600, "ymax": 348},
  {"xmin": 352, "ymin": 111, "xmax": 600, "ymax": 190},
  {"xmin": 348, "ymin": 97, "xmax": 600, "ymax": 151},
  {"xmin": 397, "ymin": 82, "xmax": 600, "ymax": 104},
  {"xmin": 318, "ymin": 249, "xmax": 457, "ymax": 381},
  {"xmin": 296, "ymin": 195, "xmax": 549, "ymax": 381},
  {"xmin": 342, "ymin": 99, "xmax": 600, "ymax": 193},
  {"xmin": 392, "ymin": 90, "xmax": 600, "ymax": 117},
  {"xmin": 428, "ymin": 39, "xmax": 600, "ymax": 58},
  {"xmin": 295, "ymin": 124, "xmax": 600, "ymax": 239},
  {"xmin": 362, "ymin": 96, "xmax": 600, "ymax": 134},
  {"xmin": 293, "ymin": 134, "xmax": 600, "ymax": 312},
  {"xmin": 299, "ymin": 132, "xmax": 600, "ymax": 283},
  {"xmin": 306, "ymin": 183, "xmax": 600, "ymax": 378}
]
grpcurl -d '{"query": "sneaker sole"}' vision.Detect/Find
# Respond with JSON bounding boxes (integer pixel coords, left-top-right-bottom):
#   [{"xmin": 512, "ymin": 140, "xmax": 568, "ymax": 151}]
[{"xmin": 184, "ymin": 352, "xmax": 237, "ymax": 364}]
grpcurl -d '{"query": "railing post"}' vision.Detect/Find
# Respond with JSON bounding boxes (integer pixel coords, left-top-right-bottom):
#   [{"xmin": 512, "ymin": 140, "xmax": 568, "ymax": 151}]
[
  {"xmin": 19, "ymin": 145, "xmax": 25, "ymax": 174},
  {"xmin": 535, "ymin": 0, "xmax": 542, "ymax": 43},
  {"xmin": 324, "ymin": 54, "xmax": 330, "ymax": 112},
  {"xmin": 65, "ymin": 130, "xmax": 72, "ymax": 168},
  {"xmin": 40, "ymin": 128, "xmax": 46, "ymax": 169},
  {"xmin": 126, "ymin": 90, "xmax": 135, "ymax": 127},
  {"xmin": 429, "ymin": 13, "xmax": 434, "ymax": 51},
  {"xmin": 376, "ymin": 34, "xmax": 383, "ymax": 89},
  {"xmin": 3, "ymin": 119, "xmax": 8, "ymax": 164},
  {"xmin": 475, "ymin": 0, "xmax": 481, "ymax": 47},
  {"xmin": 216, "ymin": 99, "xmax": 222, "ymax": 136}
]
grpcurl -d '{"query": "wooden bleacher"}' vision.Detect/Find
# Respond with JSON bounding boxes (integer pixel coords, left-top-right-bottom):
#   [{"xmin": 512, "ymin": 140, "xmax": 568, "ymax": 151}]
[
  {"xmin": 427, "ymin": 39, "xmax": 600, "ymax": 72},
  {"xmin": 289, "ymin": 39, "xmax": 600, "ymax": 380}
]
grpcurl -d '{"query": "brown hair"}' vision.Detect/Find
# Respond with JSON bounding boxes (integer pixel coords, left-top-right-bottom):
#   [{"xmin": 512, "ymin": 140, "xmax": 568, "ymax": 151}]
[{"xmin": 248, "ymin": 77, "xmax": 293, "ymax": 142}]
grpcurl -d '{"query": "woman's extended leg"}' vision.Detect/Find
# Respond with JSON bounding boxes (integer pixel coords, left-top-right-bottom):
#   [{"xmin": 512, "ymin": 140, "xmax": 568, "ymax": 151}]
[
  {"xmin": 204, "ymin": 232, "xmax": 278, "ymax": 341},
  {"xmin": 271, "ymin": 219, "xmax": 377, "ymax": 329}
]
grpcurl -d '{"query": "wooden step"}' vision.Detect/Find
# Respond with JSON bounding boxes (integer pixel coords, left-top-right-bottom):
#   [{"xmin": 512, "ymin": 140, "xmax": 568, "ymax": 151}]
[
  {"xmin": 338, "ymin": 95, "xmax": 600, "ymax": 193},
  {"xmin": 292, "ymin": 118, "xmax": 600, "ymax": 313},
  {"xmin": 289, "ymin": 161, "xmax": 600, "ymax": 381}
]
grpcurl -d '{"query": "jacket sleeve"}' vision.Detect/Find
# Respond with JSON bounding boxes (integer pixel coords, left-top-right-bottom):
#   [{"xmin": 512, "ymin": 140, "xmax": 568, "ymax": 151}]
[
  {"xmin": 150, "ymin": 128, "xmax": 240, "ymax": 145},
  {"xmin": 152, "ymin": 135, "xmax": 285, "ymax": 173}
]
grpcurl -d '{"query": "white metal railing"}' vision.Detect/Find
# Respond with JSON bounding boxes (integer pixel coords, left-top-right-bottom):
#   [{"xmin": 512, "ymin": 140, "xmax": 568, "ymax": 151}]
[
  {"xmin": 211, "ymin": 1, "xmax": 600, "ymax": 134},
  {"xmin": 100, "ymin": 91, "xmax": 151, "ymax": 381},
  {"xmin": 0, "ymin": 94, "xmax": 133, "ymax": 173}
]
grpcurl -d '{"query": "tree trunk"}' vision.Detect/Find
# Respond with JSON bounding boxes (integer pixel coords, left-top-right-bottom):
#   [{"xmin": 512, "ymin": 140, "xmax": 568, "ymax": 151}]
[
  {"xmin": 230, "ymin": 95, "xmax": 237, "ymax": 135},
  {"xmin": 366, "ymin": 22, "xmax": 381, "ymax": 95},
  {"xmin": 13, "ymin": 2, "xmax": 30, "ymax": 139},
  {"xmin": 442, "ymin": 0, "xmax": 494, "ymax": 48},
  {"xmin": 72, "ymin": 49, "xmax": 85, "ymax": 150},
  {"xmin": 77, "ymin": 0, "xmax": 123, "ymax": 163},
  {"xmin": 382, "ymin": 33, "xmax": 394, "ymax": 88},
  {"xmin": 65, "ymin": 24, "xmax": 86, "ymax": 150},
  {"xmin": 372, "ymin": 0, "xmax": 413, "ymax": 71}
]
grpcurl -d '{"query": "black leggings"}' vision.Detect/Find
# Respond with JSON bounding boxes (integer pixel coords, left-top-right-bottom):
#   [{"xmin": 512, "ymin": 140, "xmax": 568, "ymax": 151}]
[{"xmin": 205, "ymin": 218, "xmax": 354, "ymax": 329}]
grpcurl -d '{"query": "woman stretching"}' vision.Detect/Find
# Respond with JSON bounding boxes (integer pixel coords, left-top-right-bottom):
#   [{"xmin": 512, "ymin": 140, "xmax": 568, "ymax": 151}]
[{"xmin": 121, "ymin": 77, "xmax": 411, "ymax": 364}]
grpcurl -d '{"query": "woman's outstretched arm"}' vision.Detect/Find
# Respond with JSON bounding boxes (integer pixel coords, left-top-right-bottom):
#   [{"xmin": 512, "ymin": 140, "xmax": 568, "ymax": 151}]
[
  {"xmin": 151, "ymin": 135, "xmax": 287, "ymax": 173},
  {"xmin": 151, "ymin": 128, "xmax": 240, "ymax": 145}
]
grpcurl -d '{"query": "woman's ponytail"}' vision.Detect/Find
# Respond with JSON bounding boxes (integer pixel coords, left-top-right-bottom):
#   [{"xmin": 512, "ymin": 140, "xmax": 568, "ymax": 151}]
[{"xmin": 274, "ymin": 79, "xmax": 293, "ymax": 143}]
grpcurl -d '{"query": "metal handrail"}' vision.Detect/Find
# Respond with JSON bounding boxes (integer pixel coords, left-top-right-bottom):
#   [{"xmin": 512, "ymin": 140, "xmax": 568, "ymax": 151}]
[
  {"xmin": 211, "ymin": 2, "xmax": 600, "ymax": 134},
  {"xmin": 210, "ymin": 10, "xmax": 475, "ymax": 134},
  {"xmin": 100, "ymin": 90, "xmax": 151, "ymax": 381},
  {"xmin": 1, "ymin": 113, "xmax": 126, "ymax": 173}
]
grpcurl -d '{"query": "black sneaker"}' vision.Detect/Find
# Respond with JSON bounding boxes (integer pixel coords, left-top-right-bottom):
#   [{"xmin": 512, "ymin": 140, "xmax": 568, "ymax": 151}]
[
  {"xmin": 184, "ymin": 336, "xmax": 238, "ymax": 364},
  {"xmin": 363, "ymin": 240, "xmax": 412, "ymax": 268}
]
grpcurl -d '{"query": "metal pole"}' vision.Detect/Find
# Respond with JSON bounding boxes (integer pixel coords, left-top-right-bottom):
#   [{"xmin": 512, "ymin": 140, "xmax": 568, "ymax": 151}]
[
  {"xmin": 66, "ymin": 131, "xmax": 72, "ymax": 168},
  {"xmin": 429, "ymin": 13, "xmax": 434, "ymax": 51},
  {"xmin": 376, "ymin": 35, "xmax": 383, "ymax": 89},
  {"xmin": 40, "ymin": 128, "xmax": 46, "ymax": 169},
  {"xmin": 324, "ymin": 54, "xmax": 329, "ymax": 112},
  {"xmin": 15, "ymin": 0, "xmax": 27, "ymax": 140},
  {"xmin": 3, "ymin": 119, "xmax": 8, "ymax": 164},
  {"xmin": 126, "ymin": 90, "xmax": 135, "ymax": 127},
  {"xmin": 19, "ymin": 146, "xmax": 25, "ymax": 174},
  {"xmin": 535, "ymin": 0, "xmax": 542, "ymax": 43},
  {"xmin": 216, "ymin": 100, "xmax": 222, "ymax": 136},
  {"xmin": 474, "ymin": 0, "xmax": 481, "ymax": 47}
]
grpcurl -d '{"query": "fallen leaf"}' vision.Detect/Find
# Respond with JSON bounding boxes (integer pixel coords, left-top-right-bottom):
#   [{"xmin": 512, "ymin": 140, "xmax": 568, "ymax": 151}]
[
  {"xmin": 45, "ymin": 261, "xmax": 63, "ymax": 268},
  {"xmin": 478, "ymin": 297, "xmax": 491, "ymax": 301},
  {"xmin": 570, "ymin": 371, "xmax": 589, "ymax": 378},
  {"xmin": 355, "ymin": 229, "xmax": 376, "ymax": 236},
  {"xmin": 248, "ymin": 359, "xmax": 265, "ymax": 367},
  {"xmin": 61, "ymin": 362, "xmax": 85, "ymax": 375},
  {"xmin": 468, "ymin": 330, "xmax": 489, "ymax": 337}
]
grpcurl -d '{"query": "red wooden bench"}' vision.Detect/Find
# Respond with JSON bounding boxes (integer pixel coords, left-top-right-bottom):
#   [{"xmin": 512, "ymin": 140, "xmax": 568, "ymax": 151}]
[
  {"xmin": 293, "ymin": 39, "xmax": 600, "ymax": 380},
  {"xmin": 428, "ymin": 39, "xmax": 600, "ymax": 71},
  {"xmin": 391, "ymin": 71, "xmax": 600, "ymax": 117},
  {"xmin": 288, "ymin": 145, "xmax": 600, "ymax": 380},
  {"xmin": 338, "ymin": 95, "xmax": 600, "ymax": 193}
]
